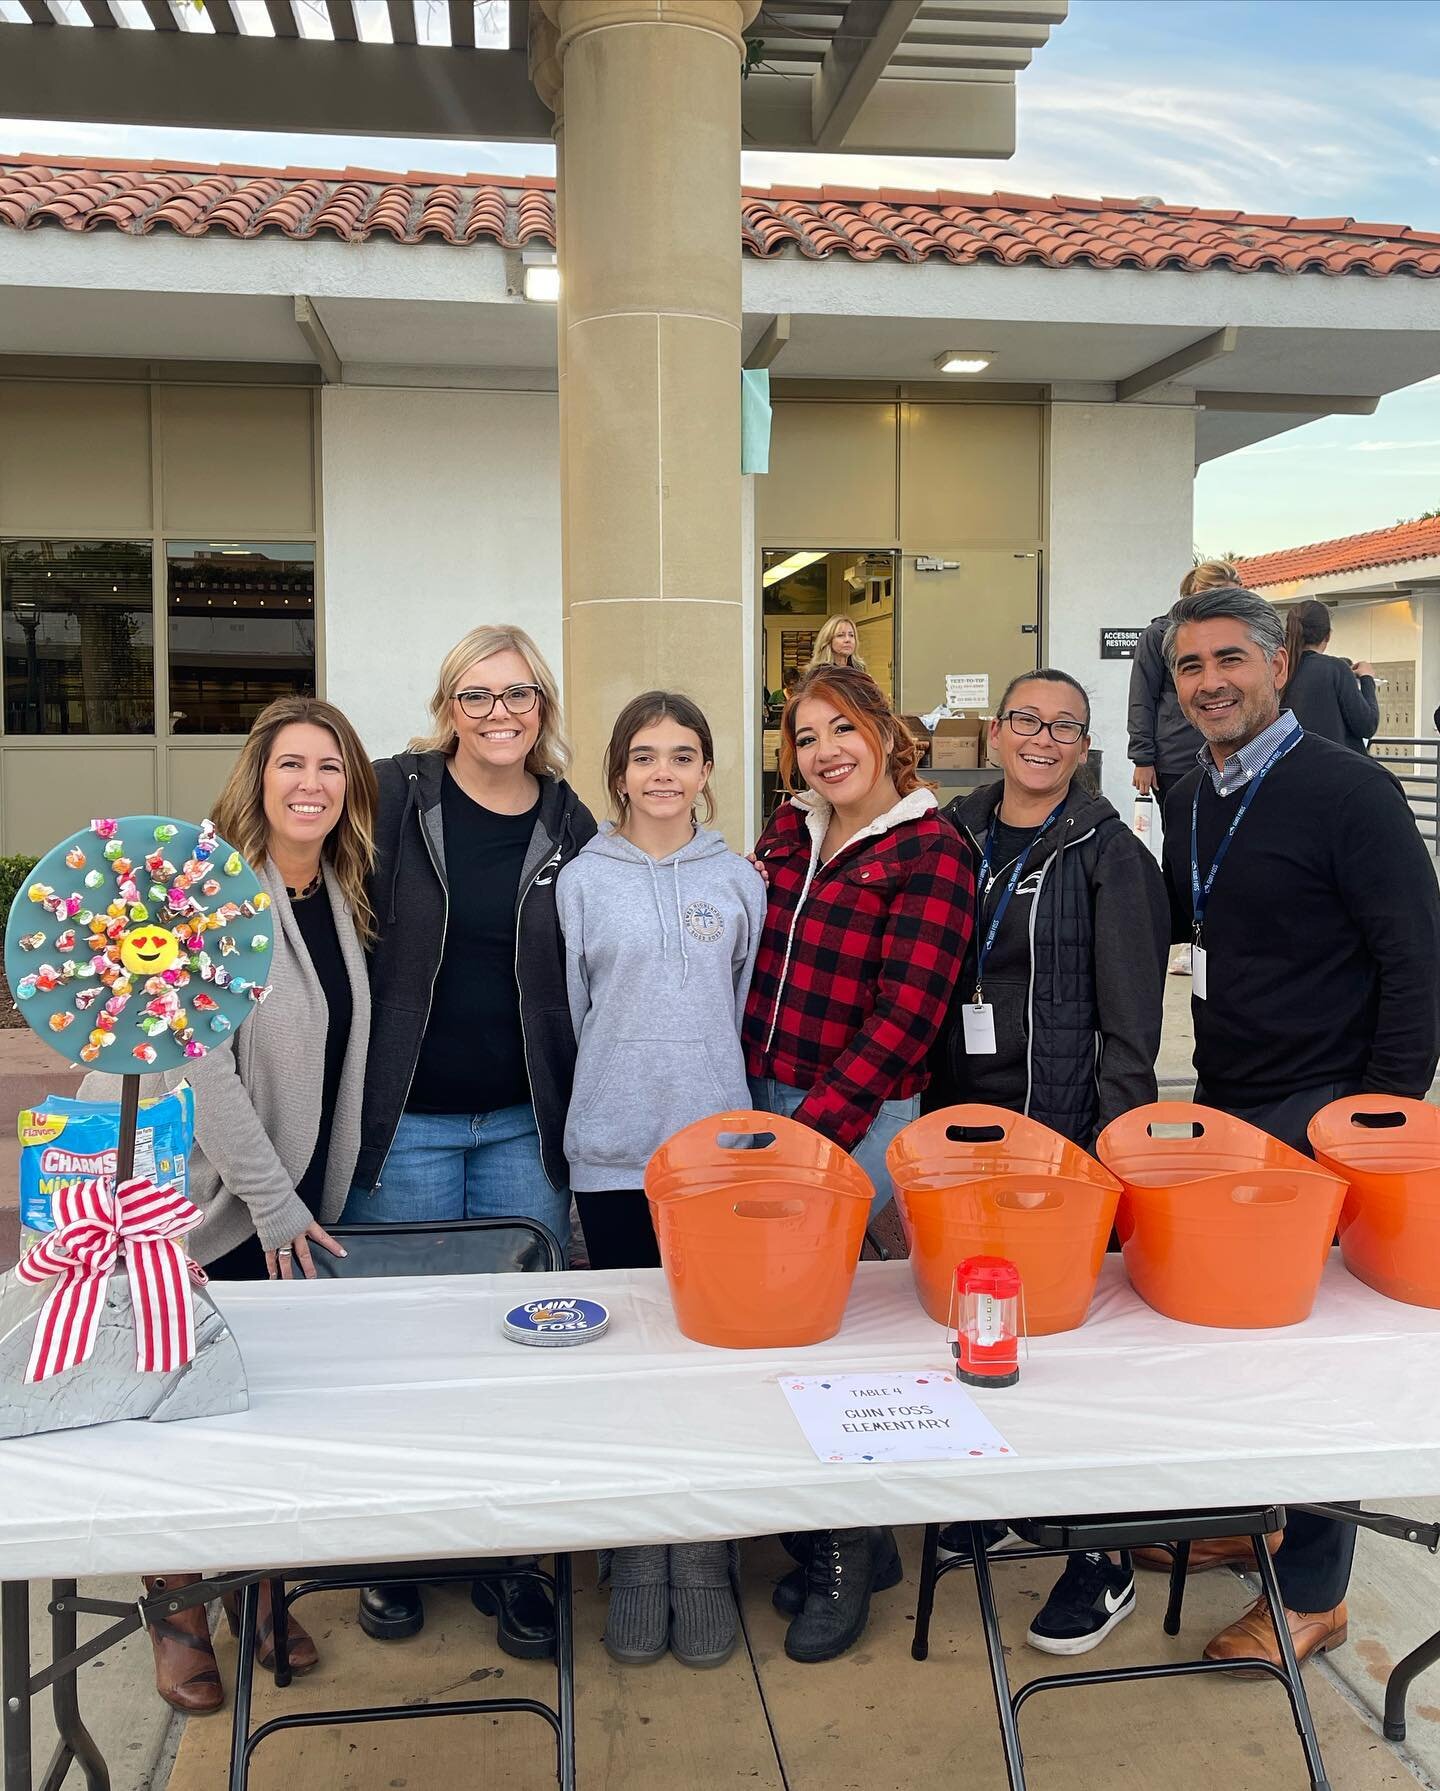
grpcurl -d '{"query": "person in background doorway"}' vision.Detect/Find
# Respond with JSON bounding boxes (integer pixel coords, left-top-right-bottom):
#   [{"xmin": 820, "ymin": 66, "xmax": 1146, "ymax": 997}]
[
  {"xmin": 84, "ymin": 695, "xmax": 378, "ymax": 1712},
  {"xmin": 558, "ymin": 691, "xmax": 765, "ymax": 1670},
  {"xmin": 347, "ymin": 622, "xmax": 596, "ymax": 1658},
  {"xmin": 1127, "ymin": 560, "xmax": 1235, "ymax": 976},
  {"xmin": 1282, "ymin": 598, "xmax": 1379, "ymax": 751},
  {"xmin": 926, "ymin": 669, "xmax": 1169, "ymax": 1657},
  {"xmin": 1159, "ymin": 583, "xmax": 1440, "ymax": 1672},
  {"xmin": 807, "ymin": 613, "xmax": 866, "ymax": 673},
  {"xmin": 743, "ymin": 664, "xmax": 975, "ymax": 1665}
]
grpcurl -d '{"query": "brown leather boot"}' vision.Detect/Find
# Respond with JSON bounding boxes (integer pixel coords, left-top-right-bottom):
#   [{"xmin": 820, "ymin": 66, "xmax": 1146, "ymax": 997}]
[
  {"xmin": 142, "ymin": 1574, "xmax": 224, "ymax": 1715},
  {"xmin": 221, "ymin": 1581, "xmax": 319, "ymax": 1676},
  {"xmin": 1133, "ymin": 1531, "xmax": 1282, "ymax": 1573},
  {"xmin": 1203, "ymin": 1596, "xmax": 1348, "ymax": 1675}
]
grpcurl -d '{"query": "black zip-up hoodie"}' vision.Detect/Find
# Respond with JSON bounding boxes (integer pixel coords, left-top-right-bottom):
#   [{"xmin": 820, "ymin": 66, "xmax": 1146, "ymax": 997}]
[
  {"xmin": 352, "ymin": 750, "xmax": 597, "ymax": 1192},
  {"xmin": 927, "ymin": 778, "xmax": 1169, "ymax": 1147}
]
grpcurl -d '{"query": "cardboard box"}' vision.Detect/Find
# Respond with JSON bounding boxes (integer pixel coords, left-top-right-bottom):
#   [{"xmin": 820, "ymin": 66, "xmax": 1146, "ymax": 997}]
[
  {"xmin": 930, "ymin": 717, "xmax": 987, "ymax": 769},
  {"xmin": 898, "ymin": 714, "xmax": 932, "ymax": 768}
]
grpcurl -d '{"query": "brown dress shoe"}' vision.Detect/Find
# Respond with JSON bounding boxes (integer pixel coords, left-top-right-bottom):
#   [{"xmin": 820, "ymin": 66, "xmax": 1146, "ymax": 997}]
[
  {"xmin": 142, "ymin": 1574, "xmax": 224, "ymax": 1715},
  {"xmin": 1203, "ymin": 1596, "xmax": 1348, "ymax": 1673},
  {"xmin": 222, "ymin": 1581, "xmax": 320, "ymax": 1675},
  {"xmin": 1134, "ymin": 1532, "xmax": 1282, "ymax": 1574}
]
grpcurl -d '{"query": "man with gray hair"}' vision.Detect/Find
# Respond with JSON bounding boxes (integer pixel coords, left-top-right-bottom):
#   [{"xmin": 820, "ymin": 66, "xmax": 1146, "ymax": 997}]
[{"xmin": 1155, "ymin": 582, "xmax": 1440, "ymax": 1673}]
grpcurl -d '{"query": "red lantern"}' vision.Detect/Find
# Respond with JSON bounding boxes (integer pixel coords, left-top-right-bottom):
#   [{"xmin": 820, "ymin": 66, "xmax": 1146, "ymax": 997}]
[{"xmin": 950, "ymin": 1255, "xmax": 1022, "ymax": 1388}]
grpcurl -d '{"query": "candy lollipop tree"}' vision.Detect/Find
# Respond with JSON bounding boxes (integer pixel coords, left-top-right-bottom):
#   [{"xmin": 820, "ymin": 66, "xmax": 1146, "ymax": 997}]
[{"xmin": 0, "ymin": 815, "xmax": 270, "ymax": 1436}]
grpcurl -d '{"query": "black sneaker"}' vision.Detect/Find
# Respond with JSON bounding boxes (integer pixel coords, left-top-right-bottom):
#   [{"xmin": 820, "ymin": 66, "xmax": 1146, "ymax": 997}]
[
  {"xmin": 1026, "ymin": 1551, "xmax": 1135, "ymax": 1656},
  {"xmin": 937, "ymin": 1521, "xmax": 1011, "ymax": 1561}
]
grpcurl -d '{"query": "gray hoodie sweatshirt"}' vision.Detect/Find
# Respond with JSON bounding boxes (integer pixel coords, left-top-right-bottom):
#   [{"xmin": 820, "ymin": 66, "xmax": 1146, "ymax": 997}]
[{"xmin": 556, "ymin": 824, "xmax": 767, "ymax": 1191}]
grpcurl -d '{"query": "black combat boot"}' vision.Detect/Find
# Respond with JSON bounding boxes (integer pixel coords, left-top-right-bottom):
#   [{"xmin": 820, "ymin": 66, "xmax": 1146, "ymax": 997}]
[
  {"xmin": 773, "ymin": 1525, "xmax": 902, "ymax": 1616},
  {"xmin": 783, "ymin": 1527, "xmax": 900, "ymax": 1662}
]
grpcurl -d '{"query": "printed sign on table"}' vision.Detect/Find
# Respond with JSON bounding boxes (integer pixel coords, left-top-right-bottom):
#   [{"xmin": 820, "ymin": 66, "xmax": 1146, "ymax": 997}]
[{"xmin": 780, "ymin": 1369, "xmax": 1016, "ymax": 1464}]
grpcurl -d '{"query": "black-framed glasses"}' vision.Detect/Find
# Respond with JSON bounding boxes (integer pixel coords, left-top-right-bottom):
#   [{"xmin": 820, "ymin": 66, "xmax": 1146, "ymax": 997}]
[
  {"xmin": 999, "ymin": 709, "xmax": 1087, "ymax": 745},
  {"xmin": 455, "ymin": 683, "xmax": 542, "ymax": 720}
]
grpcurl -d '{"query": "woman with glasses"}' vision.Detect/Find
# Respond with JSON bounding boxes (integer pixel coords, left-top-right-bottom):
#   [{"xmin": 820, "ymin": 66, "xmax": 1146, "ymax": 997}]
[
  {"xmin": 345, "ymin": 623, "xmax": 595, "ymax": 1655},
  {"xmin": 927, "ymin": 668, "xmax": 1168, "ymax": 1660}
]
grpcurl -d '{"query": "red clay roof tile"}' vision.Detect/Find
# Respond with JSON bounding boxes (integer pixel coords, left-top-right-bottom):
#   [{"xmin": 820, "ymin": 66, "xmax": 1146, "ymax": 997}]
[
  {"xmin": 0, "ymin": 153, "xmax": 1435, "ymax": 278},
  {"xmin": 1237, "ymin": 515, "xmax": 1440, "ymax": 589}
]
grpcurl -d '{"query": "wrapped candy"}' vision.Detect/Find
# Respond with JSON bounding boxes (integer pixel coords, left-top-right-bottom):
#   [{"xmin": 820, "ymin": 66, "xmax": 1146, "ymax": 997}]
[
  {"xmin": 250, "ymin": 935, "xmax": 270, "ymax": 953},
  {"xmin": 34, "ymin": 965, "xmax": 61, "ymax": 993},
  {"xmin": 104, "ymin": 993, "xmax": 131, "ymax": 1017},
  {"xmin": 133, "ymin": 1043, "xmax": 158, "ymax": 1065},
  {"xmin": 112, "ymin": 858, "xmax": 133, "ymax": 879},
  {"xmin": 248, "ymin": 983, "xmax": 271, "ymax": 1005},
  {"xmin": 192, "ymin": 992, "xmax": 219, "ymax": 1012},
  {"xmin": 209, "ymin": 1013, "xmax": 232, "ymax": 1035},
  {"xmin": 252, "ymin": 892, "xmax": 272, "ymax": 913},
  {"xmin": 48, "ymin": 1012, "xmax": 74, "ymax": 1033},
  {"xmin": 84, "ymin": 869, "xmax": 105, "ymax": 889},
  {"xmin": 18, "ymin": 932, "xmax": 45, "ymax": 952},
  {"xmin": 78, "ymin": 1043, "xmax": 101, "ymax": 1063},
  {"xmin": 53, "ymin": 929, "xmax": 75, "ymax": 953},
  {"xmin": 103, "ymin": 840, "xmax": 124, "ymax": 862},
  {"xmin": 219, "ymin": 936, "xmax": 237, "ymax": 957},
  {"xmin": 26, "ymin": 883, "xmax": 53, "ymax": 904},
  {"xmin": 74, "ymin": 987, "xmax": 103, "ymax": 1013},
  {"xmin": 154, "ymin": 823, "xmax": 179, "ymax": 843},
  {"xmin": 223, "ymin": 852, "xmax": 242, "ymax": 877},
  {"xmin": 137, "ymin": 1014, "xmax": 168, "ymax": 1038},
  {"xmin": 15, "ymin": 976, "xmax": 38, "ymax": 1001},
  {"xmin": 64, "ymin": 847, "xmax": 86, "ymax": 871},
  {"xmin": 148, "ymin": 883, "xmax": 168, "ymax": 903},
  {"xmin": 87, "ymin": 1028, "xmax": 115, "ymax": 1050},
  {"xmin": 90, "ymin": 818, "xmax": 118, "ymax": 840},
  {"xmin": 202, "ymin": 880, "xmax": 221, "ymax": 898},
  {"xmin": 127, "ymin": 904, "xmax": 149, "ymax": 923},
  {"xmin": 196, "ymin": 818, "xmax": 218, "ymax": 857},
  {"xmin": 184, "ymin": 1040, "xmax": 208, "ymax": 1060}
]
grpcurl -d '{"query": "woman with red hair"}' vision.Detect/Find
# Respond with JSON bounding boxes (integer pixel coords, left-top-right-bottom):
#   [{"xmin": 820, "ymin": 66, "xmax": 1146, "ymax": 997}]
[{"xmin": 741, "ymin": 663, "xmax": 975, "ymax": 1666}]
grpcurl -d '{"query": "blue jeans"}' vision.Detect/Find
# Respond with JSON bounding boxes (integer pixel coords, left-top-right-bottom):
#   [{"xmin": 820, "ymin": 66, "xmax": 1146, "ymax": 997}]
[
  {"xmin": 341, "ymin": 1104, "xmax": 571, "ymax": 1247},
  {"xmin": 747, "ymin": 1076, "xmax": 919, "ymax": 1219}
]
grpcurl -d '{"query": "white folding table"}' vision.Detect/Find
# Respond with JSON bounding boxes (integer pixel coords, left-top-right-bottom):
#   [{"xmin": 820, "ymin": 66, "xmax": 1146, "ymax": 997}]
[{"xmin": 3, "ymin": 1256, "xmax": 1439, "ymax": 1791}]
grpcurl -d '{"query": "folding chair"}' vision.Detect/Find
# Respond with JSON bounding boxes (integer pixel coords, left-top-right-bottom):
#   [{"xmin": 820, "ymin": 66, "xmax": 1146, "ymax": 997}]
[{"xmin": 227, "ymin": 1216, "xmax": 576, "ymax": 1791}]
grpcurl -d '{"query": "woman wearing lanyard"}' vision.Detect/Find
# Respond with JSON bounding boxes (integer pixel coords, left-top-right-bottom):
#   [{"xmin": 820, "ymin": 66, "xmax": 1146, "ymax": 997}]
[
  {"xmin": 928, "ymin": 669, "xmax": 1168, "ymax": 1657},
  {"xmin": 743, "ymin": 663, "xmax": 975, "ymax": 1664}
]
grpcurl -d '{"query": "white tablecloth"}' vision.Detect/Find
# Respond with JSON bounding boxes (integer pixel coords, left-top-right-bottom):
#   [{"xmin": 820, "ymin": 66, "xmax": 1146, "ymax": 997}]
[{"xmin": 2, "ymin": 1257, "xmax": 1439, "ymax": 1579}]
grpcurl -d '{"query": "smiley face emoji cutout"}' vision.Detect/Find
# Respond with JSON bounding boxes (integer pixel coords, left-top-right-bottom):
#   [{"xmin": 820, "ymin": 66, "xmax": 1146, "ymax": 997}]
[{"xmin": 119, "ymin": 924, "xmax": 182, "ymax": 977}]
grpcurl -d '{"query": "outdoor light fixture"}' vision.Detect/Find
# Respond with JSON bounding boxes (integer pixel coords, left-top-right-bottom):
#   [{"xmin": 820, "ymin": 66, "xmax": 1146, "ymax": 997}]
[
  {"xmin": 936, "ymin": 351, "xmax": 994, "ymax": 374},
  {"xmin": 762, "ymin": 550, "xmax": 827, "ymax": 588},
  {"xmin": 523, "ymin": 251, "xmax": 560, "ymax": 304}
]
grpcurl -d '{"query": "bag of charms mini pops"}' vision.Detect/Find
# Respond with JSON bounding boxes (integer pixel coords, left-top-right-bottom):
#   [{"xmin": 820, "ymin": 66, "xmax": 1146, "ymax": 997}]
[{"xmin": 15, "ymin": 1085, "xmax": 195, "ymax": 1254}]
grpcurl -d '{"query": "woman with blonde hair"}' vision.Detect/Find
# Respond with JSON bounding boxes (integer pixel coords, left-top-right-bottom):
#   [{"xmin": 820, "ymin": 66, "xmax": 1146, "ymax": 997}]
[
  {"xmin": 345, "ymin": 623, "xmax": 595, "ymax": 1655},
  {"xmin": 84, "ymin": 694, "xmax": 377, "ymax": 1711},
  {"xmin": 806, "ymin": 613, "xmax": 866, "ymax": 674}
]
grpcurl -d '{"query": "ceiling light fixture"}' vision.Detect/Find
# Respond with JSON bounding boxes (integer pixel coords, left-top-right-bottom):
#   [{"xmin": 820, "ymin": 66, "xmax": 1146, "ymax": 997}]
[
  {"xmin": 762, "ymin": 550, "xmax": 828, "ymax": 588},
  {"xmin": 936, "ymin": 351, "xmax": 993, "ymax": 374}
]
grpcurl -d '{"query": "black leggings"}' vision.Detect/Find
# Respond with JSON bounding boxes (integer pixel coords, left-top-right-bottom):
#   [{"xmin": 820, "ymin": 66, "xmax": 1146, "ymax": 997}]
[{"xmin": 573, "ymin": 1191, "xmax": 662, "ymax": 1271}]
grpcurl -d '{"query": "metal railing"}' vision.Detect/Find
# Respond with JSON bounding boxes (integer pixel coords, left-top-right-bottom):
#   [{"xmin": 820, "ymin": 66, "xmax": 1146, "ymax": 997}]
[{"xmin": 1372, "ymin": 736, "xmax": 1438, "ymax": 849}]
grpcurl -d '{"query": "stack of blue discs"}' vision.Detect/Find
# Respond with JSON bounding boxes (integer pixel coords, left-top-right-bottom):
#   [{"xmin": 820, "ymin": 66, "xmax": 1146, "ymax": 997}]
[{"xmin": 501, "ymin": 1296, "xmax": 610, "ymax": 1347}]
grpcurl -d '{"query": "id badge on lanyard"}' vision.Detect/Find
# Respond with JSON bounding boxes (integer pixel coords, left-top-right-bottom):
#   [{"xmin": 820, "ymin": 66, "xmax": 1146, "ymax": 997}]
[
  {"xmin": 966, "ymin": 801, "xmax": 1064, "ymax": 1054},
  {"xmin": 1189, "ymin": 723, "xmax": 1301, "ymax": 1001}
]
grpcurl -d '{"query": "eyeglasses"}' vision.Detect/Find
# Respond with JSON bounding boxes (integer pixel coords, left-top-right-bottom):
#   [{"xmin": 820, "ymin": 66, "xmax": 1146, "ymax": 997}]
[
  {"xmin": 455, "ymin": 684, "xmax": 541, "ymax": 720},
  {"xmin": 999, "ymin": 710, "xmax": 1087, "ymax": 745}
]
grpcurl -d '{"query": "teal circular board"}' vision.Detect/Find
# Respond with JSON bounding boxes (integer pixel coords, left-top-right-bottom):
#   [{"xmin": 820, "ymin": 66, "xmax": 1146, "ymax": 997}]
[{"xmin": 4, "ymin": 816, "xmax": 273, "ymax": 1073}]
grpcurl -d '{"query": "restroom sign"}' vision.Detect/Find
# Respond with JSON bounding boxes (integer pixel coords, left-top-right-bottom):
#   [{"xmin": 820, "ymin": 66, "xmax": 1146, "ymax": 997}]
[{"xmin": 1100, "ymin": 628, "xmax": 1143, "ymax": 660}]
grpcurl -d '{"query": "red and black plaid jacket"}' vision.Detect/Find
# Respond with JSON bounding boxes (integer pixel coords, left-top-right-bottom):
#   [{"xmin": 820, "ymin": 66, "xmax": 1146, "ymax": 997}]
[{"xmin": 741, "ymin": 794, "xmax": 976, "ymax": 1151}]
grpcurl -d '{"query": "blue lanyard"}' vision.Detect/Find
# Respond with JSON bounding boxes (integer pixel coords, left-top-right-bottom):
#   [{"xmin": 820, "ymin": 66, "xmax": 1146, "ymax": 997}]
[
  {"xmin": 1190, "ymin": 722, "xmax": 1303, "ymax": 942},
  {"xmin": 973, "ymin": 800, "xmax": 1065, "ymax": 1002}
]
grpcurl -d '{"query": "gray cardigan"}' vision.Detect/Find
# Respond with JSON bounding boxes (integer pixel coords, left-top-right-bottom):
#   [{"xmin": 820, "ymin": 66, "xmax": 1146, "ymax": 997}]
[{"xmin": 79, "ymin": 861, "xmax": 371, "ymax": 1265}]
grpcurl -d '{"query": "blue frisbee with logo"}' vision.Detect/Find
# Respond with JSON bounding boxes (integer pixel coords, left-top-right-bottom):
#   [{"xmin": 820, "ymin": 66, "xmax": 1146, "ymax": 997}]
[{"xmin": 502, "ymin": 1296, "xmax": 610, "ymax": 1347}]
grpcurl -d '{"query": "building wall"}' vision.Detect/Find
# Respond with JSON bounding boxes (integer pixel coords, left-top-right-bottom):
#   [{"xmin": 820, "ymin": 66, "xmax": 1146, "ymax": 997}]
[
  {"xmin": 321, "ymin": 386, "xmax": 563, "ymax": 762},
  {"xmin": 1047, "ymin": 402, "xmax": 1198, "ymax": 815}
]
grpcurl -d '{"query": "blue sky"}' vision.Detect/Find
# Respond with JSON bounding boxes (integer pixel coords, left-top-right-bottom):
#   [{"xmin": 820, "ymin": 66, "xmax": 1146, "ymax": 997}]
[{"xmin": 4, "ymin": 0, "xmax": 1439, "ymax": 556}]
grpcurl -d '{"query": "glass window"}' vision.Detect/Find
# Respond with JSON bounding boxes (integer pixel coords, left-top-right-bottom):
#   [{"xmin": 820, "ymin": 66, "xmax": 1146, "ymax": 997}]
[
  {"xmin": 2, "ymin": 539, "xmax": 154, "ymax": 735},
  {"xmin": 167, "ymin": 542, "xmax": 316, "ymax": 735}
]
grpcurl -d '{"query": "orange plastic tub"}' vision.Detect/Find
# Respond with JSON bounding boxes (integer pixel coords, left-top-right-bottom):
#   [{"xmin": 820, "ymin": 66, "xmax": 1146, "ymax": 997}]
[
  {"xmin": 886, "ymin": 1105, "xmax": 1122, "ymax": 1335},
  {"xmin": 1096, "ymin": 1102, "xmax": 1348, "ymax": 1329},
  {"xmin": 644, "ymin": 1110, "xmax": 873, "ymax": 1349},
  {"xmin": 1308, "ymin": 1094, "xmax": 1440, "ymax": 1309}
]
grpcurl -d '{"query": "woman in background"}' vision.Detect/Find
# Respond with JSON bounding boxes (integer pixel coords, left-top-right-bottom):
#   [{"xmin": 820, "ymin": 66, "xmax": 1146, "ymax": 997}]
[
  {"xmin": 1283, "ymin": 597, "xmax": 1379, "ymax": 752},
  {"xmin": 807, "ymin": 614, "xmax": 866, "ymax": 673}
]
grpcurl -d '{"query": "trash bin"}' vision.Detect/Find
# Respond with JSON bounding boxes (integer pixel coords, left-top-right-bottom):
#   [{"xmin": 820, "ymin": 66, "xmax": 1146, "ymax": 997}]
[
  {"xmin": 1097, "ymin": 1102, "xmax": 1347, "ymax": 1328},
  {"xmin": 644, "ymin": 1110, "xmax": 873, "ymax": 1348},
  {"xmin": 1308, "ymin": 1094, "xmax": 1440, "ymax": 1310},
  {"xmin": 886, "ymin": 1105, "xmax": 1122, "ymax": 1335}
]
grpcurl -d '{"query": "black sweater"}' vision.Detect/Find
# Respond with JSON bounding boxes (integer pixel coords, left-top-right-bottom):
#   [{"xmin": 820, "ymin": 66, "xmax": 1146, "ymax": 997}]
[{"xmin": 1162, "ymin": 733, "xmax": 1440, "ymax": 1105}]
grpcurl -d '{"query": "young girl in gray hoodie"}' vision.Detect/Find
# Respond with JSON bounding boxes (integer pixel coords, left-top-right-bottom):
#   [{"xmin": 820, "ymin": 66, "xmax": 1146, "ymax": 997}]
[{"xmin": 556, "ymin": 690, "xmax": 765, "ymax": 1671}]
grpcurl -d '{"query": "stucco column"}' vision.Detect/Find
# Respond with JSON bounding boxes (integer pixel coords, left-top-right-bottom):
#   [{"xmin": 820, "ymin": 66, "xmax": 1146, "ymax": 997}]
[{"xmin": 536, "ymin": 0, "xmax": 759, "ymax": 835}]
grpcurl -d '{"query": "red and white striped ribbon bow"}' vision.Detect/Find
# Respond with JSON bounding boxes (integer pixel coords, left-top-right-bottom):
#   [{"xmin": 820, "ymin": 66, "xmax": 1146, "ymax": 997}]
[{"xmin": 15, "ymin": 1177, "xmax": 205, "ymax": 1383}]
